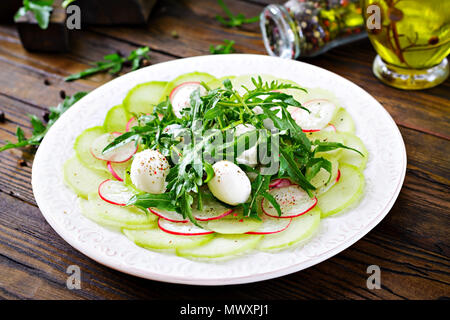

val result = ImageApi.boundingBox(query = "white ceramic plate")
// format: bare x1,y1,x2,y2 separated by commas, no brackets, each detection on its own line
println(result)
32,54,406,285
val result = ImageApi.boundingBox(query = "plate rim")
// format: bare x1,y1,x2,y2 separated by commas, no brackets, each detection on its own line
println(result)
32,54,407,285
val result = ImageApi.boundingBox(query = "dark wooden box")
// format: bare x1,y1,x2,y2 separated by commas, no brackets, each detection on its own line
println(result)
76,0,157,25
16,7,70,52
0,0,23,23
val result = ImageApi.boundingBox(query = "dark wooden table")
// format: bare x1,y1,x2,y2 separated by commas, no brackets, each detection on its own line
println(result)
0,0,449,300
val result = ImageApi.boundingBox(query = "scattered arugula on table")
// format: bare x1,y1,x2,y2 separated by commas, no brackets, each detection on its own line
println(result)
215,0,259,27
14,0,54,30
61,0,77,8
210,40,236,54
104,77,362,224
65,47,151,82
0,92,87,152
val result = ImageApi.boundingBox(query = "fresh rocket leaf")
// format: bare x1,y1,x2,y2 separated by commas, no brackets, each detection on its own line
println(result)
0,92,87,152
210,40,236,54
62,0,76,8
15,0,54,29
127,193,177,212
65,47,150,81
216,0,259,27
313,140,364,156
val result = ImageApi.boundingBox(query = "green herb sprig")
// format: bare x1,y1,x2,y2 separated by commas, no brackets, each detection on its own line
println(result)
65,47,151,82
0,92,87,152
14,0,54,29
210,40,236,54
216,0,259,27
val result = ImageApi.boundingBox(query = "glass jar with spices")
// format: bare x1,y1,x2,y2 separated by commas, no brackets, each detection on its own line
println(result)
260,0,367,59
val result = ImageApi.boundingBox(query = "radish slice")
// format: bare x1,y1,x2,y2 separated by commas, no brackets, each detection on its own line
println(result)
149,208,188,223
322,123,337,132
90,132,137,163
192,197,233,221
262,185,317,218
269,178,292,189
98,179,136,206
107,161,122,181
290,99,337,131
246,215,292,234
336,169,341,183
107,160,130,182
125,117,139,132
169,82,206,118
158,218,214,236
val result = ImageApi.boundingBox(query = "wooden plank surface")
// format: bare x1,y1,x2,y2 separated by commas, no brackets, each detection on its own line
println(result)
0,0,449,300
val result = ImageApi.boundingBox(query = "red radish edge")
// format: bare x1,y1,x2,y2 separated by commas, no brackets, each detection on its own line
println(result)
269,179,282,188
107,161,123,182
335,169,341,183
261,194,318,219
98,179,126,206
157,218,214,236
194,208,233,222
246,218,292,235
90,132,138,163
126,117,137,132
328,123,337,132
149,208,188,223
269,178,293,189
169,81,201,102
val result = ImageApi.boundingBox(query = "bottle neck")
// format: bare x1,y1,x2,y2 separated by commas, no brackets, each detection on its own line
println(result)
260,4,302,59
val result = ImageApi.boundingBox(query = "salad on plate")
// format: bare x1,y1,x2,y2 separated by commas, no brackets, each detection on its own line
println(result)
63,72,368,260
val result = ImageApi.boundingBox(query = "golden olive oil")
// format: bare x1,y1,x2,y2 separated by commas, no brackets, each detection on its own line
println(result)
363,0,450,69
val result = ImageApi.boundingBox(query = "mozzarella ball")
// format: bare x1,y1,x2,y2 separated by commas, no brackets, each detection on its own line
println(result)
170,83,207,118
234,124,258,167
130,149,170,194
207,160,251,206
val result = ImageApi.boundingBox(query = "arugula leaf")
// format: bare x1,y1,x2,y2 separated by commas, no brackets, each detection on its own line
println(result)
312,140,364,156
65,47,150,81
216,0,259,27
62,0,76,8
127,193,177,212
15,0,54,29
0,92,87,152
210,40,236,54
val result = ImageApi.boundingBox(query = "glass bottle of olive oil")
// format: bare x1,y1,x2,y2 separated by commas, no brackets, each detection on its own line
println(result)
362,0,450,89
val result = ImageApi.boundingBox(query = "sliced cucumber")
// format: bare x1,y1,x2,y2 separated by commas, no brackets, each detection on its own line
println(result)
103,104,130,133
123,228,214,251
338,133,369,171
63,157,110,199
330,108,355,133
87,193,157,225
200,210,262,234
79,198,155,230
161,72,217,100
308,157,340,195
317,164,364,218
176,234,262,259
123,81,167,115
258,207,321,251
306,130,345,158
74,126,109,173
192,196,233,221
